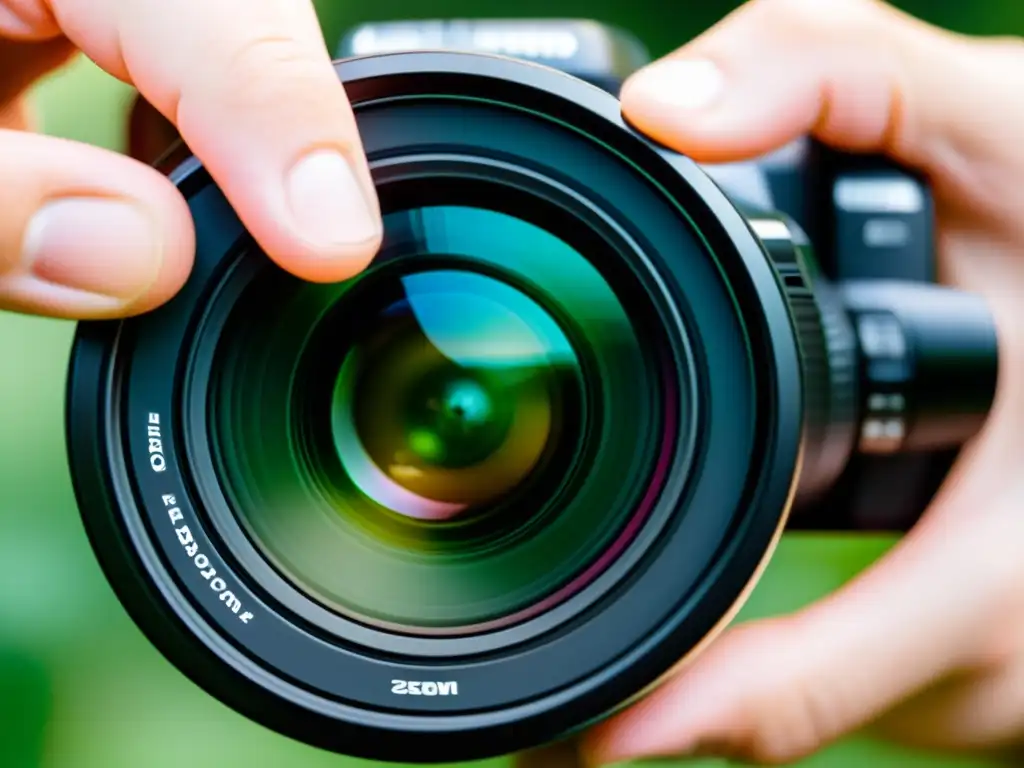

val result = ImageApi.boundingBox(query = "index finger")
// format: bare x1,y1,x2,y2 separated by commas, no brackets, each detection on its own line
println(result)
54,0,382,282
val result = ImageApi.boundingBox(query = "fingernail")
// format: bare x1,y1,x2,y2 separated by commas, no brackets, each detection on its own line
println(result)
286,149,381,250
629,59,725,110
23,197,162,306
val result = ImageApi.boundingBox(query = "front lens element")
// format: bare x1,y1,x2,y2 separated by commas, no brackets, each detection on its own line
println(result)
208,204,672,634
333,270,577,520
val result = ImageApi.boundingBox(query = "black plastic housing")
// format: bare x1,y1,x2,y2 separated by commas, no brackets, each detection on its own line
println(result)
67,51,806,761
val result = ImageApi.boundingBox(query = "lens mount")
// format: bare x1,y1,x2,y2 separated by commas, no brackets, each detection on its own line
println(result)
67,52,803,762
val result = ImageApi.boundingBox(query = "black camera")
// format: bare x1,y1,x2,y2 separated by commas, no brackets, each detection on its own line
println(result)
66,18,998,763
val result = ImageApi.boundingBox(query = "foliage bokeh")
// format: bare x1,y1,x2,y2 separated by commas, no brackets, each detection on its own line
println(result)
1,1,1020,766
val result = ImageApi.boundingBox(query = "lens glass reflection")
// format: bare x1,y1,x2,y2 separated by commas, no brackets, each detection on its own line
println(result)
332,269,576,521
209,204,672,633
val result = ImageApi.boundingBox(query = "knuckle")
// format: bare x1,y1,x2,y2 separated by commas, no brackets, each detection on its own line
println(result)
756,0,879,38
217,35,341,118
715,623,836,765
744,727,818,765
742,679,840,764
980,33,1024,65
224,33,316,76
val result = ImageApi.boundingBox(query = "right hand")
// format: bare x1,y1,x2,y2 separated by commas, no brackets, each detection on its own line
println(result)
0,0,381,320
587,0,1024,762
521,0,1024,764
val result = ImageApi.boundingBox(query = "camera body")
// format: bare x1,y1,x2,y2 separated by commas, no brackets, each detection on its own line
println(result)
66,18,998,764
337,19,971,532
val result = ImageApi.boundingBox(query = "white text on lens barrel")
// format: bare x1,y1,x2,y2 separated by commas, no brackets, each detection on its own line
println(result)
391,680,459,696
161,493,254,624
147,412,166,472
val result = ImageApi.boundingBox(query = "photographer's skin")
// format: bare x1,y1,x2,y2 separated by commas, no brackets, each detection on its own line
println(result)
2,0,1024,765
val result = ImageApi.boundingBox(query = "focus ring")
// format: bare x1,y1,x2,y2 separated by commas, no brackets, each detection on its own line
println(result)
748,215,858,504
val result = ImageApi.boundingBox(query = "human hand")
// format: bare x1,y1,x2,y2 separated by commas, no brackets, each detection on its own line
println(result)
518,0,1024,764
0,0,381,319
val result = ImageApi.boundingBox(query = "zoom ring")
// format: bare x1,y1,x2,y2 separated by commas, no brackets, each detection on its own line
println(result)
748,215,859,504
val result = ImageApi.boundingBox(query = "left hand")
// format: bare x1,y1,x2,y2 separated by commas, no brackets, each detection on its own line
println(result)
1,0,382,319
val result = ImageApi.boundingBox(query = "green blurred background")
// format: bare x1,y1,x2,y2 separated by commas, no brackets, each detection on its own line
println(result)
2,1,1021,766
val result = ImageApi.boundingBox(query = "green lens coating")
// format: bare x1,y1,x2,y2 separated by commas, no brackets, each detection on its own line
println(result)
208,204,667,633
332,269,575,519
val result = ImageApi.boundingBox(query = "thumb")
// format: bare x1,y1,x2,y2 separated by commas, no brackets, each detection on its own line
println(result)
581,488,1024,765
619,0,1024,224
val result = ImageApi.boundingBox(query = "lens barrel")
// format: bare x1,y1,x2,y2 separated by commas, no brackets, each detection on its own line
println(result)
65,50,995,762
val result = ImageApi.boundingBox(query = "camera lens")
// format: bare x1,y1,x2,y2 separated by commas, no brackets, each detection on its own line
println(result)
206,204,667,633
67,51,807,762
